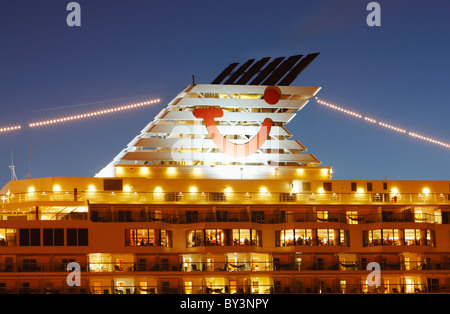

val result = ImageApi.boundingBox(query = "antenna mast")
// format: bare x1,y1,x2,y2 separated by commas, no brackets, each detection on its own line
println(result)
9,149,17,181
27,141,31,179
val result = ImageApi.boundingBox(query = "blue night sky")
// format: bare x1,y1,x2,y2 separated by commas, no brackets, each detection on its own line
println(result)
0,0,449,186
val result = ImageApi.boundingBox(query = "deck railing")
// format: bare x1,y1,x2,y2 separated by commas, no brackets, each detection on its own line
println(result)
0,191,447,223
0,210,443,224
1,282,445,294
0,260,448,273
89,211,442,224
2,191,449,206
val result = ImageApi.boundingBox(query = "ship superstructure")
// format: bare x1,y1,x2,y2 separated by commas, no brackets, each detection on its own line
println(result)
0,54,449,294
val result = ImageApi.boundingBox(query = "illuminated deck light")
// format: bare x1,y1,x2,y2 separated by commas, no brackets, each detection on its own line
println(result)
154,187,163,193
189,187,198,193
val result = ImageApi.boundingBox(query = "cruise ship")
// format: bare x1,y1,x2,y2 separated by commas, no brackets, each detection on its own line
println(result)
0,53,449,295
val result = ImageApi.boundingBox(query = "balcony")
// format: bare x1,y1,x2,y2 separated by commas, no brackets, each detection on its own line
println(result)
0,190,447,224
0,259,447,273
1,191,449,206
88,210,443,225
0,281,446,294
0,207,442,224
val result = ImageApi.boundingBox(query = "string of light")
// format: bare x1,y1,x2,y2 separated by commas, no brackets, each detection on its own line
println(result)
0,126,21,133
0,98,161,133
1,96,448,151
315,97,450,149
29,98,161,128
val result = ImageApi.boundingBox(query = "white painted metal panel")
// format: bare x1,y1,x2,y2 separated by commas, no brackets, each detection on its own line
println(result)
172,97,309,110
122,151,320,164
134,138,306,151
187,84,321,96
145,124,293,137
162,111,296,123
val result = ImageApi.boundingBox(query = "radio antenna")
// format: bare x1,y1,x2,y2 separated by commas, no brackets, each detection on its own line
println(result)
9,149,17,181
27,135,31,179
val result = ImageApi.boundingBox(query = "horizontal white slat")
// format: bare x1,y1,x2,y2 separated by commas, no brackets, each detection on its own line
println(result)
186,84,321,97
172,97,309,110
122,151,320,164
134,138,306,151
146,124,293,137
161,111,295,122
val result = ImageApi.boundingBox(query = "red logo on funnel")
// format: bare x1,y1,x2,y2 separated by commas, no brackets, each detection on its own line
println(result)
193,86,280,158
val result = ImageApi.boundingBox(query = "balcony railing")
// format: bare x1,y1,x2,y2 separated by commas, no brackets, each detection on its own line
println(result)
2,191,449,206
90,211,442,224
0,209,442,224
1,282,447,294
1,191,447,224
1,260,448,273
